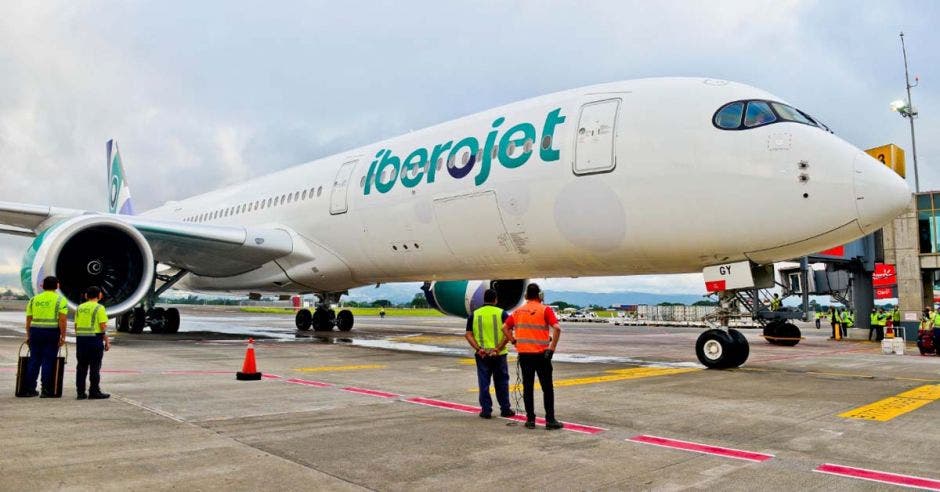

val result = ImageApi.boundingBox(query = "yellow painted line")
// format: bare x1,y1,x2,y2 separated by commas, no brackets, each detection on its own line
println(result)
469,366,700,392
391,335,462,344
839,384,940,422
293,364,386,373
807,371,876,379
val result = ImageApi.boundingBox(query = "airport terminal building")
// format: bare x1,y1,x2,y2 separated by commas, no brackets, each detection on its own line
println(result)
882,191,940,322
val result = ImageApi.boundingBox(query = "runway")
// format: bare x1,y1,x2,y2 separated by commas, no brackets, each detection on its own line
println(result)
1,306,938,490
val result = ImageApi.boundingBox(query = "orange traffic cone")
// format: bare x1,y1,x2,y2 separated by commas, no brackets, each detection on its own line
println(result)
236,338,262,381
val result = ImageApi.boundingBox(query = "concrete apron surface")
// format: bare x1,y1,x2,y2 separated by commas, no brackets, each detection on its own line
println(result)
0,319,939,491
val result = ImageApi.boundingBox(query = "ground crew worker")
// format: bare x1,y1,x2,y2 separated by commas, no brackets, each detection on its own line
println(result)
929,308,940,353
842,310,853,337
73,286,111,400
464,289,514,419
503,283,563,430
769,293,782,311
21,276,67,398
892,306,901,332
869,308,886,341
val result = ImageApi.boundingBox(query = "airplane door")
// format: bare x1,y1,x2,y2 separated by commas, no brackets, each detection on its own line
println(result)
574,99,620,175
330,159,357,215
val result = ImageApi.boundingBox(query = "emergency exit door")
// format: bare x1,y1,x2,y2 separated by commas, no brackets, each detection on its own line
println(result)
330,160,357,215
574,99,620,175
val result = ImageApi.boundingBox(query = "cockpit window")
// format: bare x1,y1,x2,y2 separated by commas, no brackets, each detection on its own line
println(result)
713,99,832,132
744,101,776,127
771,103,813,125
714,102,745,129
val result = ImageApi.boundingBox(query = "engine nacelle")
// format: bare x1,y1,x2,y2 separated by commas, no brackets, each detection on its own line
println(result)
21,215,154,315
422,279,528,318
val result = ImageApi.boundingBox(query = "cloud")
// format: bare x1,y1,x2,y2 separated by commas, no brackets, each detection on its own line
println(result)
0,1,937,294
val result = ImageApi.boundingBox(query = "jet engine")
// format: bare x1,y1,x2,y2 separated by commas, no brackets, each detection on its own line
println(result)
422,279,529,318
21,215,154,314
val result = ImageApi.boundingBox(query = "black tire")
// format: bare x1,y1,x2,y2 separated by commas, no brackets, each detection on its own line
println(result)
776,323,801,346
336,309,354,332
762,320,784,345
149,307,166,334
164,308,180,334
726,328,750,368
295,309,312,331
312,307,334,332
129,307,146,334
117,312,130,333
696,329,735,369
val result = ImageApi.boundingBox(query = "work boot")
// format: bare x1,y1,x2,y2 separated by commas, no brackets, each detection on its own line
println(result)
478,412,491,419
88,392,110,400
76,393,87,400
500,409,516,418
17,390,39,398
39,392,55,398
545,420,565,430
524,420,536,429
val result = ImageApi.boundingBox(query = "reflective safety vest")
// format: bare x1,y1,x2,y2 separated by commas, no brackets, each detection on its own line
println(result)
932,312,940,327
26,291,66,329
471,305,507,356
770,298,781,310
75,301,108,336
893,309,901,322
511,301,551,354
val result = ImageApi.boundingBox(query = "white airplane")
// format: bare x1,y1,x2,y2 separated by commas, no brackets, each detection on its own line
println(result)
0,77,909,368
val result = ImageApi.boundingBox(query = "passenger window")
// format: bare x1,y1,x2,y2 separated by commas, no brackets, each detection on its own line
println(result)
294,192,300,201
744,101,776,127
317,186,322,197
714,102,745,129
771,103,813,125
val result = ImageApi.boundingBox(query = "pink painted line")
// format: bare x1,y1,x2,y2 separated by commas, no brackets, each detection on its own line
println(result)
503,414,606,435
628,435,774,462
405,397,605,434
341,386,399,398
405,397,480,414
284,377,333,388
100,369,144,374
162,370,232,375
262,374,282,380
815,463,940,490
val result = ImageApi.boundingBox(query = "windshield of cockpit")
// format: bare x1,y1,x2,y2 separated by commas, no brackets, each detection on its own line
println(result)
713,100,831,132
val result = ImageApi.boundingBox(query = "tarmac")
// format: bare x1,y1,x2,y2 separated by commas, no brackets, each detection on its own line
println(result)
1,305,939,491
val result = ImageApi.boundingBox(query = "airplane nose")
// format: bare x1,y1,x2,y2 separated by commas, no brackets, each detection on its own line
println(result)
853,151,911,233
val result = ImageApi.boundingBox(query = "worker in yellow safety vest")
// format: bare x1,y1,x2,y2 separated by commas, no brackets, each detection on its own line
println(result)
769,293,782,311
503,283,563,430
928,308,940,354
869,308,887,342
73,286,111,400
464,288,514,419
21,276,68,398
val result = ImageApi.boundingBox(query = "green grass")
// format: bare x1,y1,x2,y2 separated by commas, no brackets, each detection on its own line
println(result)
240,306,445,317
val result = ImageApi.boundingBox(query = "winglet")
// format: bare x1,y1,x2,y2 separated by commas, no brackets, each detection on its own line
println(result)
107,140,134,215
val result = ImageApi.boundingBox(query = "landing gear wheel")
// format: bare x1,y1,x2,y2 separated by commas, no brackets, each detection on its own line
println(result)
117,312,130,333
726,328,750,368
129,307,146,334
295,309,312,331
312,307,334,332
696,329,736,369
149,307,166,334
336,309,354,332
164,308,180,334
762,320,800,346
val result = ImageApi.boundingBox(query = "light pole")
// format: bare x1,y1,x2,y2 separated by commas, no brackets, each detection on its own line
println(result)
892,31,920,192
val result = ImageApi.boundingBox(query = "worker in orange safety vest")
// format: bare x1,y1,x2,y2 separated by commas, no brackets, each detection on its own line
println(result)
502,283,563,430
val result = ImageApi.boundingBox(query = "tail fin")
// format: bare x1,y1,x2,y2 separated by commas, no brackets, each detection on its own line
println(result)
106,139,134,215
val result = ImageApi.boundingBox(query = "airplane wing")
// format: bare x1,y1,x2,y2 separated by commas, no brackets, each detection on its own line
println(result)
0,200,292,277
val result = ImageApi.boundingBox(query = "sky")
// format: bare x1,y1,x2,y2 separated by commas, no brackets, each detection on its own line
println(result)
0,0,938,295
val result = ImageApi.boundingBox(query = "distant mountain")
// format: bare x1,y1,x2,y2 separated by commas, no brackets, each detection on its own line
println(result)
344,283,705,307
544,290,705,307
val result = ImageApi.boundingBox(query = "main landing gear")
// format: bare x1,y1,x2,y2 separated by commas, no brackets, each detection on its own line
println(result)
294,292,354,332
116,268,188,335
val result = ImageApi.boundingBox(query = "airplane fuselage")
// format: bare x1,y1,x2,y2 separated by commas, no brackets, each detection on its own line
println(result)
143,78,908,294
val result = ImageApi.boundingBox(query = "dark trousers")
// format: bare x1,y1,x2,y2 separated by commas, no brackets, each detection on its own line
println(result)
869,325,884,341
475,354,511,415
76,335,104,395
519,353,555,422
26,329,60,394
